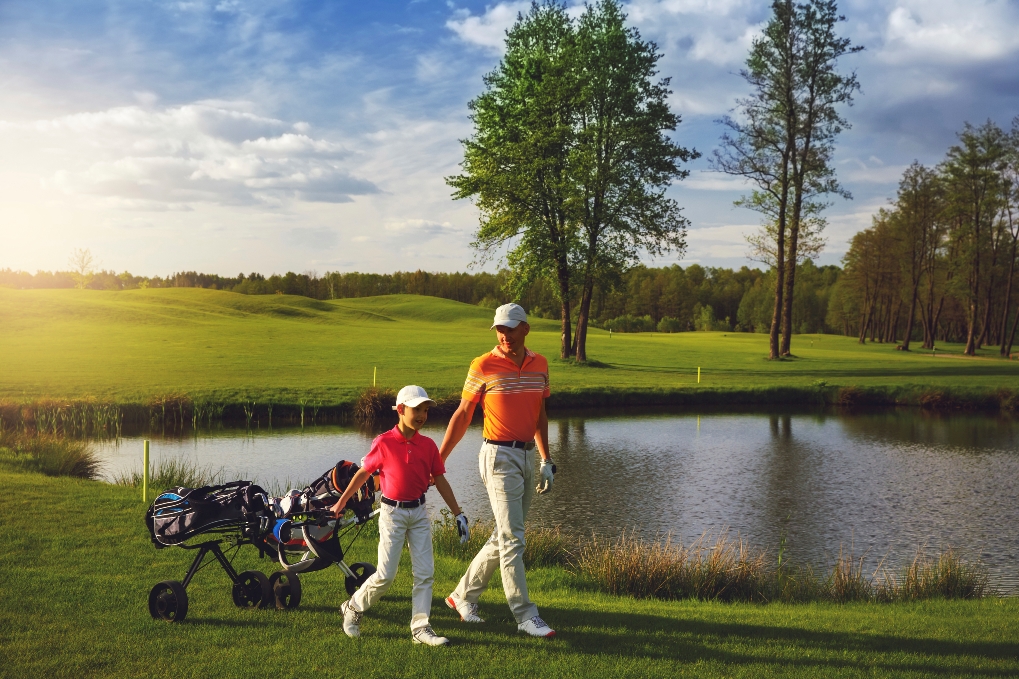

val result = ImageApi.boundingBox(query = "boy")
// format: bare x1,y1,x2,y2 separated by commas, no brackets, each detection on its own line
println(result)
331,385,470,646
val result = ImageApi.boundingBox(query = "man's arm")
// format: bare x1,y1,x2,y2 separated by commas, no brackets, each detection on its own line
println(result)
534,397,550,462
329,467,372,517
439,398,477,462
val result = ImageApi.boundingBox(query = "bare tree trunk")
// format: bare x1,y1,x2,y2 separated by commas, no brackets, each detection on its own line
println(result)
1006,299,1019,358
780,224,799,356
770,221,786,359
1000,238,1018,355
902,287,919,350
574,277,594,363
556,265,573,360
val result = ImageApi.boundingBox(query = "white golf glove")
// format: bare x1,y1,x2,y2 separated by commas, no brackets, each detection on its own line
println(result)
455,512,470,544
536,459,556,494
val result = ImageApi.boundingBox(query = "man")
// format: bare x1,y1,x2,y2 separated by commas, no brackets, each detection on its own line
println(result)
439,303,557,639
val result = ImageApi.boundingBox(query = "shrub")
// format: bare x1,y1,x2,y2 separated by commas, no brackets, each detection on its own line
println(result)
656,316,683,333
604,314,655,333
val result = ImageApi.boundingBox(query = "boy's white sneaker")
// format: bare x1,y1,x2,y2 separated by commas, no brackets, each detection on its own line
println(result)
340,600,362,638
445,592,485,623
412,626,450,646
517,615,556,638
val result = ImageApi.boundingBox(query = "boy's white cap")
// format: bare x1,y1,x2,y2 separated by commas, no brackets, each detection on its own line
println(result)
491,303,528,329
392,385,435,410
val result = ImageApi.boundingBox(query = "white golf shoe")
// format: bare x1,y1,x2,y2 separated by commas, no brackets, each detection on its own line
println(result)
517,615,556,638
412,626,450,646
445,592,485,623
340,600,362,638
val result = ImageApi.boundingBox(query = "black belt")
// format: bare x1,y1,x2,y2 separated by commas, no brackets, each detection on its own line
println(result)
483,438,533,450
381,494,426,509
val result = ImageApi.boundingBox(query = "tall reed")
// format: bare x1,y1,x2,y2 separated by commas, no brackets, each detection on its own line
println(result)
0,429,101,479
431,510,573,568
113,457,224,490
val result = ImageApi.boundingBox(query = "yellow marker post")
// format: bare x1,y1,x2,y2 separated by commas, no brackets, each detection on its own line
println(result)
143,440,150,503
373,366,377,387
697,367,701,384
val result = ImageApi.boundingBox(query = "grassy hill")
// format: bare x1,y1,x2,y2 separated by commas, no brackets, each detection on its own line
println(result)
2,288,1018,410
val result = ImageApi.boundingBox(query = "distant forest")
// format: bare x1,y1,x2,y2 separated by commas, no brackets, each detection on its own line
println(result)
3,253,1013,347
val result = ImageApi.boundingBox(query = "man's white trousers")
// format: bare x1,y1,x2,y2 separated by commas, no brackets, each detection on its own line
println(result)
452,442,539,624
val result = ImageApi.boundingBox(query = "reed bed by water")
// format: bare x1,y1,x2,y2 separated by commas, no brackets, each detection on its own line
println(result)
436,518,990,604
432,510,573,568
0,398,123,438
113,457,225,489
0,428,101,479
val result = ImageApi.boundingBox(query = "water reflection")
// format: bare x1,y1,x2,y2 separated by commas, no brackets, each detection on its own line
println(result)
96,409,1019,592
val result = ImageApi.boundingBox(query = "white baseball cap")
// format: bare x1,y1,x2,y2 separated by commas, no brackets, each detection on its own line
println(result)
392,385,435,410
491,303,528,329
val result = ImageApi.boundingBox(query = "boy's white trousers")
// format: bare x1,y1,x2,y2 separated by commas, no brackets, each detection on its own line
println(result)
349,502,434,632
452,442,539,624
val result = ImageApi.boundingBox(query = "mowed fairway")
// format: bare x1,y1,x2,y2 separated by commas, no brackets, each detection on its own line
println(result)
2,287,1018,404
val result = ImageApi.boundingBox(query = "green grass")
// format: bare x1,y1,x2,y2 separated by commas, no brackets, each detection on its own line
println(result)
2,288,1018,409
2,468,1017,678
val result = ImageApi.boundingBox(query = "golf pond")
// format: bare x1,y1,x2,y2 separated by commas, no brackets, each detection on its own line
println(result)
96,408,1019,594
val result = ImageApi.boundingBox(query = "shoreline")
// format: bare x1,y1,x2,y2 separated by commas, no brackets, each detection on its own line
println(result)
2,384,1017,436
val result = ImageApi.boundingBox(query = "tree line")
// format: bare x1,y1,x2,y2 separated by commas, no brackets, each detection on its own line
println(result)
0,262,841,336
828,119,1019,356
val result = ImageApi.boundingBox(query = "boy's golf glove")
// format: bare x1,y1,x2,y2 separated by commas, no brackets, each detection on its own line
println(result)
536,459,556,494
455,513,470,544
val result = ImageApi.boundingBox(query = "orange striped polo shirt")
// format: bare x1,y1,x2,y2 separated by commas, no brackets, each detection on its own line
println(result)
462,347,550,442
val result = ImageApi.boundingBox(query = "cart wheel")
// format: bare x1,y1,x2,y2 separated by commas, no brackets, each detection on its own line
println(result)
232,570,272,609
149,580,189,622
268,571,302,609
345,562,377,596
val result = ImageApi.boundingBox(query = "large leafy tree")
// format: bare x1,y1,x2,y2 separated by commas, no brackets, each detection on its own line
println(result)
570,0,697,362
714,0,860,359
448,2,581,359
450,0,694,361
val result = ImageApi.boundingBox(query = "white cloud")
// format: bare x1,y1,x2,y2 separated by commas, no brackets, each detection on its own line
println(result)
446,2,530,52
4,102,377,210
879,1,1019,65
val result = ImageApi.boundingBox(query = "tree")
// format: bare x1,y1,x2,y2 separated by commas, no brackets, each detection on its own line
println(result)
895,163,944,350
569,0,697,362
1001,117,1019,357
713,0,860,359
940,121,1009,355
68,248,96,290
448,2,581,359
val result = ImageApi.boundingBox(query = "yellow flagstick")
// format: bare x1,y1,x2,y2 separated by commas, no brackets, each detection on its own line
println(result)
143,440,150,503
697,367,701,384
373,366,377,387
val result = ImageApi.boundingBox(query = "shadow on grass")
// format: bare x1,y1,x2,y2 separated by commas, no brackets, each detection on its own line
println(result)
484,604,1019,675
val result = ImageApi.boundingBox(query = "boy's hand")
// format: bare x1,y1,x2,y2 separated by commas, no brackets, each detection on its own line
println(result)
536,460,556,494
455,513,470,544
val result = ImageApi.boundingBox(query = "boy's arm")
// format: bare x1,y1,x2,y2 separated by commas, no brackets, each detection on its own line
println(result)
438,398,477,462
431,474,462,516
330,467,373,517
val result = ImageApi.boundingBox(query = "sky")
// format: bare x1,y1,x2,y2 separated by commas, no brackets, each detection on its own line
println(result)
1,0,1017,277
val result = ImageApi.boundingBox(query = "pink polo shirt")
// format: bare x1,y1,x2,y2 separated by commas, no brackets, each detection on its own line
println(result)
360,426,445,502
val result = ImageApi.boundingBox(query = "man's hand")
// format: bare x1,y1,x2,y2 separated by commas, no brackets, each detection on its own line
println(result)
536,459,556,494
456,509,470,542
330,500,345,518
